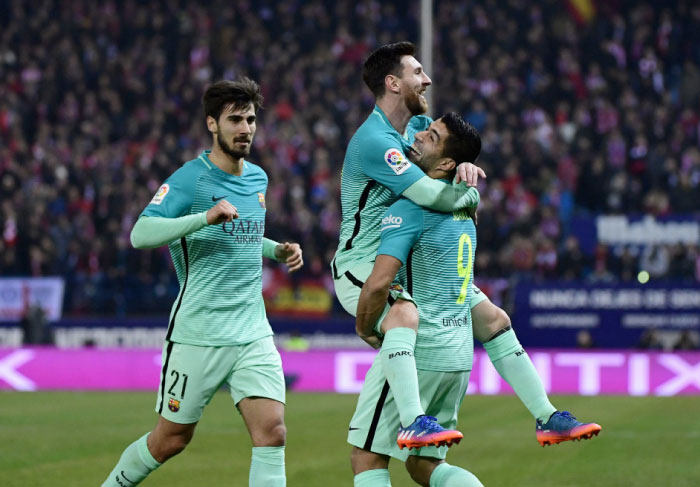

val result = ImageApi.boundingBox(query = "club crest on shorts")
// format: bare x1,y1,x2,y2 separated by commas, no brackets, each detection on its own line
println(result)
384,148,411,175
389,283,405,293
168,397,181,413
257,192,266,208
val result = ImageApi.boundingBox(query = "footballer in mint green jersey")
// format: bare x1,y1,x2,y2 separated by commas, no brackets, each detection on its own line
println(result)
338,43,478,460
333,105,481,282
331,42,481,293
349,112,485,487
347,197,478,460
378,199,476,372
102,79,301,487
141,150,271,346
333,105,430,277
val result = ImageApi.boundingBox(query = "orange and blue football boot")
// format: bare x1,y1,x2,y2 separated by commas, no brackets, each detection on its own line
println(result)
397,415,463,450
536,411,602,447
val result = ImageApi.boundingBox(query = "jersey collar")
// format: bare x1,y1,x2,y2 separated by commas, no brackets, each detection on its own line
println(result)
199,150,248,176
371,105,410,140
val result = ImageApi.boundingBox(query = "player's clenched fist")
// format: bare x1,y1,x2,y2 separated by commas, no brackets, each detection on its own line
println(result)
274,242,303,273
206,200,239,224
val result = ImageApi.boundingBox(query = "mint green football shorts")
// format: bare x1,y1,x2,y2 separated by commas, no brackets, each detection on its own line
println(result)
334,262,488,327
333,261,416,336
155,336,285,424
347,353,471,461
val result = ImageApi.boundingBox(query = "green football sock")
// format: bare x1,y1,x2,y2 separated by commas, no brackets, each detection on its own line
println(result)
102,433,161,487
429,463,483,487
379,327,424,426
354,468,392,487
250,446,285,486
484,329,557,423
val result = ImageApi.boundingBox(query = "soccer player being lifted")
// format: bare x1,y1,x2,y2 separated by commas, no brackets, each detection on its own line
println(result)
333,41,601,453
101,78,302,487
350,112,485,487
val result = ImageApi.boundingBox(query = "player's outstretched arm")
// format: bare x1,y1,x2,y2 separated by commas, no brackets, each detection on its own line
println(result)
402,169,481,212
131,200,238,249
355,254,403,349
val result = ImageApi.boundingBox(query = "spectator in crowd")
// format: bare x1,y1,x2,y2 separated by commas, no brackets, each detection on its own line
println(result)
637,328,664,350
0,0,698,315
673,330,698,351
576,330,596,349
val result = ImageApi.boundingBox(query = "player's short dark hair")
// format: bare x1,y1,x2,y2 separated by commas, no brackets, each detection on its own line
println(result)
363,42,416,98
202,78,264,122
440,112,481,164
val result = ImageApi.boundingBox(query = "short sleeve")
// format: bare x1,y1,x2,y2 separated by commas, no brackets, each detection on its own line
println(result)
360,133,426,196
377,199,424,265
141,163,200,218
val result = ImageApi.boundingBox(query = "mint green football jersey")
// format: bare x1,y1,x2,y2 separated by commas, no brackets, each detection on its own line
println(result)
377,195,477,372
141,151,271,346
332,106,432,278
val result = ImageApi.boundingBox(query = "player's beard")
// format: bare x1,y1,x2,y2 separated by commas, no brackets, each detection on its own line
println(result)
413,155,434,173
217,131,250,160
405,89,428,116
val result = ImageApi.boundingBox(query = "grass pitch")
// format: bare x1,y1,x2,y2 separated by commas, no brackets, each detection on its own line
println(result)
1,392,698,486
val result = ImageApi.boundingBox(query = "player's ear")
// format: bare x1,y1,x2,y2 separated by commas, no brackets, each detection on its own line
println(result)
439,158,456,173
385,74,401,95
206,115,218,134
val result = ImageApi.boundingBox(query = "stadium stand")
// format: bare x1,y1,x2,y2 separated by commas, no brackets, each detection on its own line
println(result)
0,0,697,316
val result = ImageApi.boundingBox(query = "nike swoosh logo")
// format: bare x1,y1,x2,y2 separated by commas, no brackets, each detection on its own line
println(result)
349,427,360,431
212,195,226,202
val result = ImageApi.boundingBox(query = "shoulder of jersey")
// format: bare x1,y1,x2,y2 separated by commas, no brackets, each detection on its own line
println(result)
391,196,422,214
169,157,209,180
356,116,401,144
244,161,268,181
409,115,432,129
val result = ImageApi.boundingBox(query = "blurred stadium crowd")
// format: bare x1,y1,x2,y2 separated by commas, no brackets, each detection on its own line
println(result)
1,0,698,315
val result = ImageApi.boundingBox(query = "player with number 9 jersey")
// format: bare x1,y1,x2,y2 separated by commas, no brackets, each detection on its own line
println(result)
378,202,477,371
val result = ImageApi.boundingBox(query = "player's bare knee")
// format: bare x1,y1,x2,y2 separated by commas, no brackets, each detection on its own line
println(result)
486,307,511,340
382,299,419,333
168,435,190,456
474,302,512,343
151,434,190,462
254,422,286,446
268,422,287,446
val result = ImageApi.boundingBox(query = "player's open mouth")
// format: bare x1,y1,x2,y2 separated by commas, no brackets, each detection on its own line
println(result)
409,144,422,156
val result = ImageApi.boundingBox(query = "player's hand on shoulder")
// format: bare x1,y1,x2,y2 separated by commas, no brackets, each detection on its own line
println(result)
455,162,486,187
206,200,239,224
275,242,303,273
